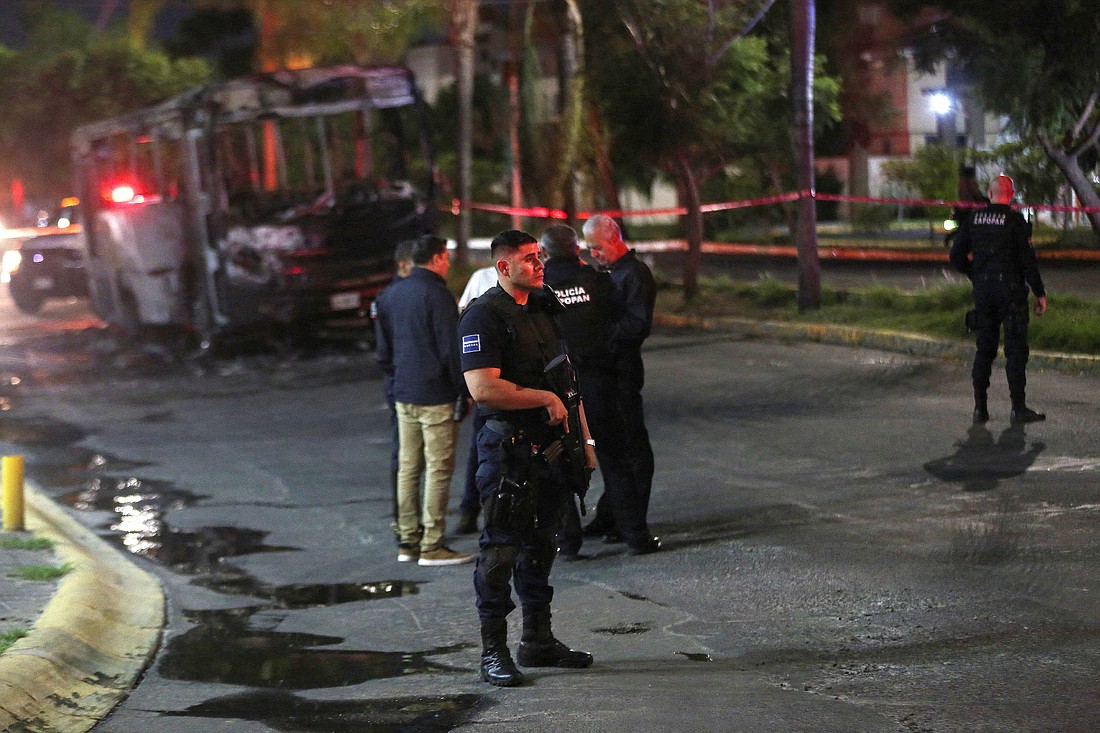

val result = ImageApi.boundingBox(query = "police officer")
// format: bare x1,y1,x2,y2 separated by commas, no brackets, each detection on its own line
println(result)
459,230,596,687
950,175,1048,424
541,224,657,557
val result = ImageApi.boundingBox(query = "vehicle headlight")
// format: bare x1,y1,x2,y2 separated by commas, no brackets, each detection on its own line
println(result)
1,249,21,283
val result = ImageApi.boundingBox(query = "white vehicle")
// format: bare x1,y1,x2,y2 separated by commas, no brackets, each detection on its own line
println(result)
71,64,437,345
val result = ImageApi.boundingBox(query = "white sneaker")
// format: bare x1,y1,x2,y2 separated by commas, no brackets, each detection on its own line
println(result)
418,545,474,566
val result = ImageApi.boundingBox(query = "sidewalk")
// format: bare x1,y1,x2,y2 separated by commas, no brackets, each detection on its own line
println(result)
0,486,163,733
1,317,1098,732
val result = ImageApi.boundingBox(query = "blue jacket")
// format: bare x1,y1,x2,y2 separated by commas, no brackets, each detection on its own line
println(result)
374,267,465,405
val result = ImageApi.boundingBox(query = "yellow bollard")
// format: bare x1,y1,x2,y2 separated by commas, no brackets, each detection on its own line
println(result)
2,455,25,532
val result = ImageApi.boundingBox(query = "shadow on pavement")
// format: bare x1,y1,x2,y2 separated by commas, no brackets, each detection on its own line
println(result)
923,423,1045,492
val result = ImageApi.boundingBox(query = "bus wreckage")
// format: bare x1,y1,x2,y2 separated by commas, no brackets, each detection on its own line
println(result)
71,64,437,347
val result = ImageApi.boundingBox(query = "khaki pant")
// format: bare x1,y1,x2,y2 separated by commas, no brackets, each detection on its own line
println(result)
395,401,457,551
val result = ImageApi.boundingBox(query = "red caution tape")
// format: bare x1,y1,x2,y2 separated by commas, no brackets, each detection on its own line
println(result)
446,190,1100,219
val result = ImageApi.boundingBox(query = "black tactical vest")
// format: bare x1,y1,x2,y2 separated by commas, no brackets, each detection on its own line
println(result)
543,258,614,368
483,286,563,392
969,204,1031,281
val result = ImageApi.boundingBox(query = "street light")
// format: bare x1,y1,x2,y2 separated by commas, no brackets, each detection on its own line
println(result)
928,91,952,116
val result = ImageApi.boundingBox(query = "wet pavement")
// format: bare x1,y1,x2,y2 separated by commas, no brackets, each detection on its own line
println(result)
1,294,1099,732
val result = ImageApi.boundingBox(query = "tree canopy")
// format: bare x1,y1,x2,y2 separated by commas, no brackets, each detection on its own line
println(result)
582,0,839,298
0,6,211,208
895,0,1100,236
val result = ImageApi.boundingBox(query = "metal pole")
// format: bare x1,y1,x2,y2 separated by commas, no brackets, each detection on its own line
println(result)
2,455,25,532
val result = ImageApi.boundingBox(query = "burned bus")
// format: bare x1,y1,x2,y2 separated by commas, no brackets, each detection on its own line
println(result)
71,64,437,346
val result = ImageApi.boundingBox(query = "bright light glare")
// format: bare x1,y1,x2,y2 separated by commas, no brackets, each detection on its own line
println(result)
1,249,21,282
110,185,136,203
929,92,952,115
57,217,71,228
943,219,958,232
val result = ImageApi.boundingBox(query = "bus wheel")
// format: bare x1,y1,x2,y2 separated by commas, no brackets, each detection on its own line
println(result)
118,288,143,339
10,284,46,314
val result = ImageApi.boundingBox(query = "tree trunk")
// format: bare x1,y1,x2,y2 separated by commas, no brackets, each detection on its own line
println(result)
1040,139,1100,239
126,0,162,48
507,4,526,231
675,152,703,302
790,0,821,310
451,0,479,265
586,104,627,236
553,0,584,225
763,156,797,240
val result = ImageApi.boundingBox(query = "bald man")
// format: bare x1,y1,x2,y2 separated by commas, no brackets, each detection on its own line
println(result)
950,175,1047,424
581,215,660,555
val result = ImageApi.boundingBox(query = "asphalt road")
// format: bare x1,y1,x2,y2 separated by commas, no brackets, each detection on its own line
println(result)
1,292,1098,732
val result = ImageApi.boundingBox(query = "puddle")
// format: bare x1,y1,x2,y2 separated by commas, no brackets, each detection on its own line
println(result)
104,525,298,575
0,414,153,490
160,608,468,689
196,579,421,609
59,477,203,512
678,652,713,662
0,415,87,445
174,690,486,732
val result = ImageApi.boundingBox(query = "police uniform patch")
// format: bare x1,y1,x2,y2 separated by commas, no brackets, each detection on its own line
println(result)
462,334,482,353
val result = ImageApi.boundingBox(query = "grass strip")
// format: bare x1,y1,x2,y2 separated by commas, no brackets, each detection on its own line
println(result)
0,629,28,654
10,562,73,581
658,276,1100,355
0,535,55,551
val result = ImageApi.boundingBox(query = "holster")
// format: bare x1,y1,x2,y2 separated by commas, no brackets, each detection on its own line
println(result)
483,429,539,532
484,475,536,533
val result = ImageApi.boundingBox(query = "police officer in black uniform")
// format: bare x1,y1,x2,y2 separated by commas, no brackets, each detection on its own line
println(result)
458,229,595,687
950,174,1048,424
540,224,656,557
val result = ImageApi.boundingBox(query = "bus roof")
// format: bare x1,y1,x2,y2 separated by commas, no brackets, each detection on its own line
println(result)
72,64,419,152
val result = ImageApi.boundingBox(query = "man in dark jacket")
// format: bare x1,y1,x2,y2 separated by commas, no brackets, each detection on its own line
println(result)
375,235,473,566
372,240,416,537
950,175,1048,424
580,214,660,554
541,224,657,557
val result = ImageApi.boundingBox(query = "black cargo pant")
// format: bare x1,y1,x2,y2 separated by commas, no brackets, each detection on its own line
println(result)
558,368,651,551
473,422,569,621
972,279,1030,407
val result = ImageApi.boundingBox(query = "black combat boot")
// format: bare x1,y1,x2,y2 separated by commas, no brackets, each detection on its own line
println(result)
479,618,525,687
516,608,593,668
1010,404,1045,424
973,390,989,423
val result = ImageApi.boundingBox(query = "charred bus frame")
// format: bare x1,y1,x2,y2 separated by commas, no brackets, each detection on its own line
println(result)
71,64,437,345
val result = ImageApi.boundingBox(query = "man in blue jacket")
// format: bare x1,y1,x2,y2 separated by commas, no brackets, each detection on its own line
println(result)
375,235,473,566
372,240,416,537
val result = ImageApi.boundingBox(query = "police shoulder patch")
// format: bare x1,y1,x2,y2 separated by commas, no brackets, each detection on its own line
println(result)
462,334,482,354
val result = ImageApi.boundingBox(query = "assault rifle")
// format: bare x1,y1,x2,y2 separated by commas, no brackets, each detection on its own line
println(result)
542,353,592,513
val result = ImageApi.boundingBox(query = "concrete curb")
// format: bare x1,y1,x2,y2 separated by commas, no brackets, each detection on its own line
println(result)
0,486,164,733
655,314,1100,375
